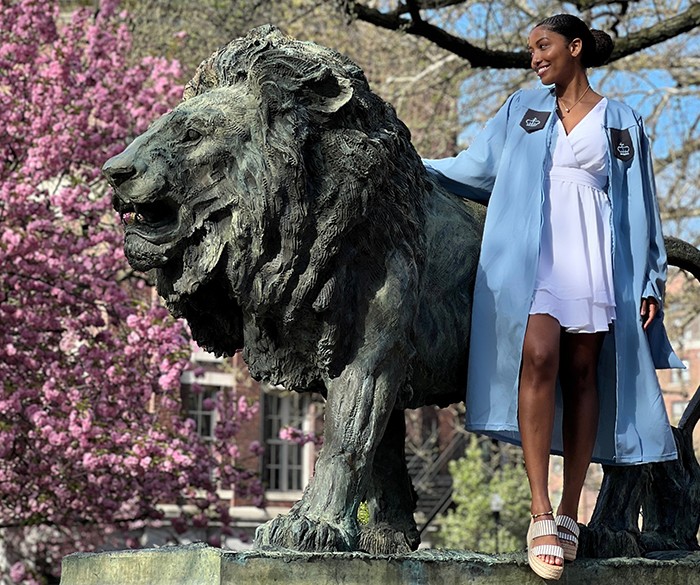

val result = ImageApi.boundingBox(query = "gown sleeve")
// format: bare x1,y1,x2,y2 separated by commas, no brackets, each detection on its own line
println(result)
422,90,520,203
637,117,684,369
638,118,667,307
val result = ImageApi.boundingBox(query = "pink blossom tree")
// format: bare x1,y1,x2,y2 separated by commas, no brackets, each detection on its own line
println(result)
0,1,262,582
279,426,324,448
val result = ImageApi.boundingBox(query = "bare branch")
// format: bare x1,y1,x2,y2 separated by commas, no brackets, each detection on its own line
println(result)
341,2,530,68
610,4,700,61
656,138,700,172
338,1,700,69
405,0,424,23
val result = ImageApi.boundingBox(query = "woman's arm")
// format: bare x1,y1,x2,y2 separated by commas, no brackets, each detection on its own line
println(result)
422,91,520,203
639,118,667,306
638,117,667,328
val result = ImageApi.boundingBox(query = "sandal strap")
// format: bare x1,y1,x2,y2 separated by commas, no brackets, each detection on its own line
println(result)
530,518,558,539
558,531,578,543
531,544,564,559
531,509,553,520
556,514,580,537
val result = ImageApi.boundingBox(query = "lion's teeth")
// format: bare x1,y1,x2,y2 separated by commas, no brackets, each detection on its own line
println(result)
121,211,139,226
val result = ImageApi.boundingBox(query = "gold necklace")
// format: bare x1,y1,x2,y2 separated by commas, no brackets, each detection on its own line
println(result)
557,84,591,115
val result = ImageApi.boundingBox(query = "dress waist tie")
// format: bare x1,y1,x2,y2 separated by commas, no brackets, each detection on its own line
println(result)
548,166,607,192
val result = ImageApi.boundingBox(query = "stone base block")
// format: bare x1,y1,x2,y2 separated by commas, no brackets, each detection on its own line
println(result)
60,543,700,585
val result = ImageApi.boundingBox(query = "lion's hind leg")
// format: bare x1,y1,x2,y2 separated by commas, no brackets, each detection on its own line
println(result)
358,409,420,554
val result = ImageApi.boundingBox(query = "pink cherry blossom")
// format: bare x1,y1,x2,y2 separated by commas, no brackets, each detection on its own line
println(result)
10,562,27,583
0,1,264,582
279,426,324,447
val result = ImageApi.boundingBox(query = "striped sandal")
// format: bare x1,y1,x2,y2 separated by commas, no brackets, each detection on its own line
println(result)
556,514,580,561
527,510,564,581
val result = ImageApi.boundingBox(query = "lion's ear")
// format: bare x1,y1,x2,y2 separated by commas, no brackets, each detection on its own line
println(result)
300,68,353,114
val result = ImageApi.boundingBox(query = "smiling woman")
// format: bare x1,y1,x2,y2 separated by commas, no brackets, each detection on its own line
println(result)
424,13,681,581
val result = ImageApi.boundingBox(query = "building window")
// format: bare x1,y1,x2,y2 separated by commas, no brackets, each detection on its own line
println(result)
672,400,688,424
671,360,691,385
180,357,238,442
263,391,313,492
182,384,218,442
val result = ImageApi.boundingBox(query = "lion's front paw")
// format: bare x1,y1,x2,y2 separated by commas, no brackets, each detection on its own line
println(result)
254,511,357,552
358,523,419,555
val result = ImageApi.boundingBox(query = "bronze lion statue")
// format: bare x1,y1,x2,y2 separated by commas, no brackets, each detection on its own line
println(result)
104,25,700,556
104,24,483,554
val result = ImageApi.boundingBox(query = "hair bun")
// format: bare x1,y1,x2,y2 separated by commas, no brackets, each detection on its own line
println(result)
588,29,614,67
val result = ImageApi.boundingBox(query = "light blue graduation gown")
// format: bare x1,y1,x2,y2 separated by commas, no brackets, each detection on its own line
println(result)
424,87,681,465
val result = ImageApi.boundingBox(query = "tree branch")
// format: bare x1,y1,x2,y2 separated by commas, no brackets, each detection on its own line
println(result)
406,0,424,24
655,138,700,172
610,4,700,61
339,1,700,69
342,2,529,68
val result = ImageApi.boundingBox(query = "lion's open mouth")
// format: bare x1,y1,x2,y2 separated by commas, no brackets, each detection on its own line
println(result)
115,195,180,242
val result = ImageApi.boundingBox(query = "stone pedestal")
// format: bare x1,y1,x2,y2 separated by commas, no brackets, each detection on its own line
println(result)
60,543,700,585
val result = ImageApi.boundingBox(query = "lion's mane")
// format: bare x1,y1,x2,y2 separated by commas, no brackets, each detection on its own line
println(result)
166,26,433,390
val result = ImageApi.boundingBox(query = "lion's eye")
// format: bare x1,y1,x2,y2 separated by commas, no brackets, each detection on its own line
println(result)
184,128,202,143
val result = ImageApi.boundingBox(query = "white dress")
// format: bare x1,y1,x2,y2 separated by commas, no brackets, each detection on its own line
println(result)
530,98,615,333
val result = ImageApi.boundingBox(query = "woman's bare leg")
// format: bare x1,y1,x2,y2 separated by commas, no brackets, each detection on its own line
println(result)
557,331,605,524
518,313,562,566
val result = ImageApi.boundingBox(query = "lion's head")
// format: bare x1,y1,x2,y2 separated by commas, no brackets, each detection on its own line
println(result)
104,26,431,378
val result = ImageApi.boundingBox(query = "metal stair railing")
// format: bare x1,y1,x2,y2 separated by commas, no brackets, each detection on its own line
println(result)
407,427,469,534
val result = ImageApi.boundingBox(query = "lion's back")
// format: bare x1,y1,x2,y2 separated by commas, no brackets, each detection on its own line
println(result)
405,187,485,408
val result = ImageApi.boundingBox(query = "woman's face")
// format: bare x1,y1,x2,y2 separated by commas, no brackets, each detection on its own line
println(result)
528,26,582,85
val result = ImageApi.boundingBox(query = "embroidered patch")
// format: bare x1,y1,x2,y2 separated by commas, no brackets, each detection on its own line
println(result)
520,109,550,133
610,128,634,162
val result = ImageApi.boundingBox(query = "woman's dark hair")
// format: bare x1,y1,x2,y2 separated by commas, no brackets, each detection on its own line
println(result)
537,14,614,67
